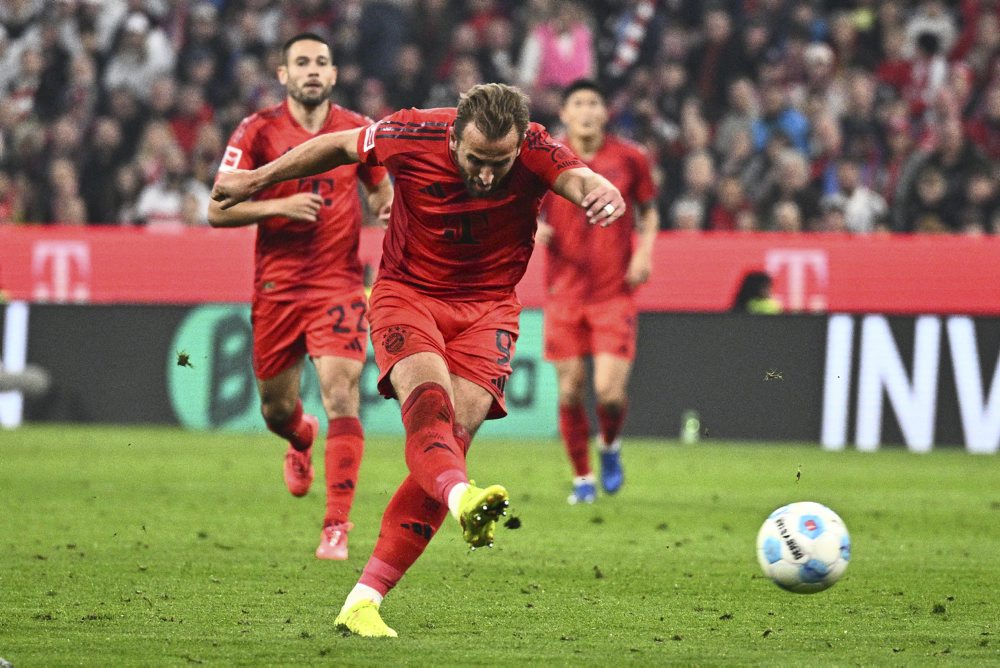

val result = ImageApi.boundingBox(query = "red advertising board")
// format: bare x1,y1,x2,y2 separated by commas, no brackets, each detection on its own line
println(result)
1,226,998,314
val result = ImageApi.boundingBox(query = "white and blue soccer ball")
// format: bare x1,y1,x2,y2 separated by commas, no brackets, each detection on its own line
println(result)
756,501,851,593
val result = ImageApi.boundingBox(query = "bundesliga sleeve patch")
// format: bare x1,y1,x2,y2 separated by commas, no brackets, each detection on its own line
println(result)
362,123,379,153
219,145,243,172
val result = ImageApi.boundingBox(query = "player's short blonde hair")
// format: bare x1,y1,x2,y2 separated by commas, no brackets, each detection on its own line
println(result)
455,83,530,143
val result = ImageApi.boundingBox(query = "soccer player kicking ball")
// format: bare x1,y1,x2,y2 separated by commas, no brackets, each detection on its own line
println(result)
536,80,659,504
213,83,625,637
208,33,392,560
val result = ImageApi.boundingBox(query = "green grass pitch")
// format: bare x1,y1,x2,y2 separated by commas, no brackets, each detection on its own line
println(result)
2,425,999,665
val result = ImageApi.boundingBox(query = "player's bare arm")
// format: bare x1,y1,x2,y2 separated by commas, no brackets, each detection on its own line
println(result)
212,127,364,209
551,167,626,226
535,219,555,246
207,192,324,227
626,200,659,287
364,175,393,227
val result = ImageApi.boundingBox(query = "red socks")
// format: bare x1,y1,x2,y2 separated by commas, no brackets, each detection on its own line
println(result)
323,417,364,527
596,402,626,446
559,404,591,476
400,382,468,503
359,421,472,597
266,399,312,451
360,474,448,596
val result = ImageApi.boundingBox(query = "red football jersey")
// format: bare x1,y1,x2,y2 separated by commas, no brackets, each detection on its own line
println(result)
356,107,584,300
220,100,387,300
541,134,656,303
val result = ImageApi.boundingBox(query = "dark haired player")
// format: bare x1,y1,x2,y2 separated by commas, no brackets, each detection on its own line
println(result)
537,79,659,504
213,82,625,637
208,33,392,561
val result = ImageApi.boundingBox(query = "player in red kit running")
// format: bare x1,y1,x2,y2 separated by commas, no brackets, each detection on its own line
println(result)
207,33,392,561
537,80,659,505
212,83,625,637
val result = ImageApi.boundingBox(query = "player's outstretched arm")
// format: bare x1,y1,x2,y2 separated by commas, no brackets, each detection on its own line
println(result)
212,127,364,209
207,192,324,227
626,201,659,287
363,175,393,227
551,167,626,227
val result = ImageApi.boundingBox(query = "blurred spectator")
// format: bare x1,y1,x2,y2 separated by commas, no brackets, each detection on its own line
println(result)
795,42,847,120
903,166,956,232
285,0,338,38
687,8,742,122
0,0,44,40
718,126,758,190
0,168,23,223
387,44,432,109
63,54,100,127
809,113,843,194
147,75,177,120
44,157,83,223
7,45,44,121
840,71,880,159
771,199,803,233
673,150,715,230
53,195,87,225
177,2,230,91
715,78,758,157
961,11,1000,85
818,193,849,233
134,147,208,229
731,270,781,313
759,149,822,229
0,26,17,97
20,14,72,121
519,1,595,93
426,55,483,110
962,170,1000,234
881,112,917,205
411,0,459,74
905,31,948,120
479,16,517,84
359,1,407,79
904,0,957,58
896,118,991,230
103,87,146,158
114,164,143,225
357,78,393,122
169,84,214,156
708,175,752,232
834,158,889,233
80,117,126,224
876,28,913,95
966,83,1000,161
736,19,772,82
102,12,175,103
671,196,704,231
753,81,810,153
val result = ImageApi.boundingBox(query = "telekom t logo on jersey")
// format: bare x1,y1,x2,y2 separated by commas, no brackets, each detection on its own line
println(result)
32,240,91,302
765,249,828,312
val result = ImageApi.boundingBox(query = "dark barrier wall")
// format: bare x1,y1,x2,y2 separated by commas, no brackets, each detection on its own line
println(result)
1,303,557,437
630,313,1000,452
3,304,998,452
629,313,828,442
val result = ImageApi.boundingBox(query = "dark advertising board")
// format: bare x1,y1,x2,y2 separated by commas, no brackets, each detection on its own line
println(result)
3,303,998,453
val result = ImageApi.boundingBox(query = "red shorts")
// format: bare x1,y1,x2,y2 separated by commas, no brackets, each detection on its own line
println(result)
252,290,369,380
368,279,521,419
544,294,638,361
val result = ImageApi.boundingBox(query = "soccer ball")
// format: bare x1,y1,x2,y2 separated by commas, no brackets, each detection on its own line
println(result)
756,501,851,593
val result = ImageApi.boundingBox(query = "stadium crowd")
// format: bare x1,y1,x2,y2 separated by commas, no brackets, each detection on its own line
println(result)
0,0,998,234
